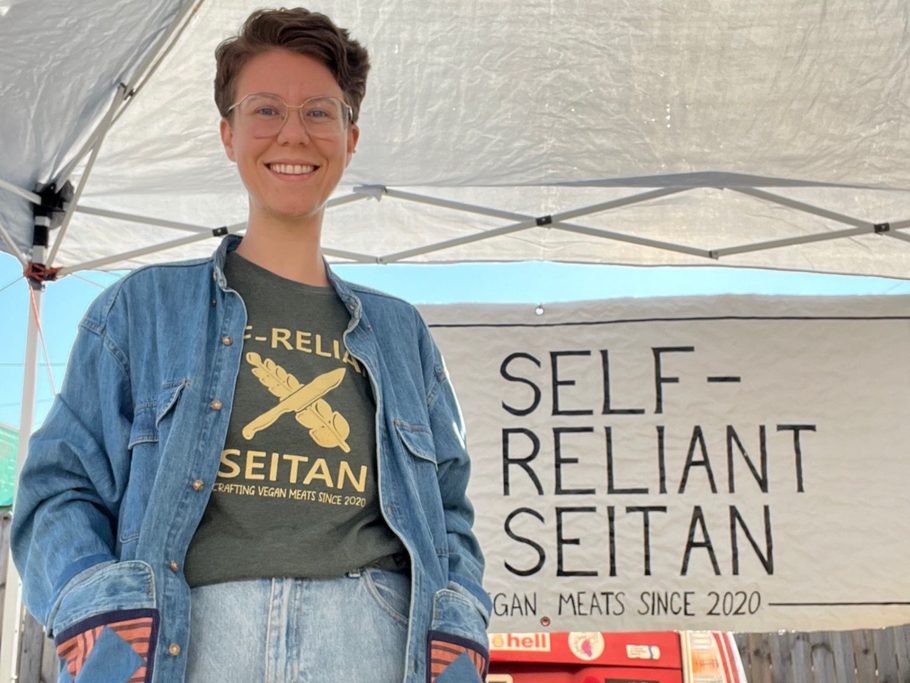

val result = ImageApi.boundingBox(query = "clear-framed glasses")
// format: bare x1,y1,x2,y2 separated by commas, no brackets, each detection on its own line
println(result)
226,93,353,139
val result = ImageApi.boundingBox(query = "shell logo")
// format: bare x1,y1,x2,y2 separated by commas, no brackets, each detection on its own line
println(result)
490,632,551,652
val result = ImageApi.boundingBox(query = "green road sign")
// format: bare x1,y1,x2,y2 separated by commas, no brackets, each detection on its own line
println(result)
0,425,18,507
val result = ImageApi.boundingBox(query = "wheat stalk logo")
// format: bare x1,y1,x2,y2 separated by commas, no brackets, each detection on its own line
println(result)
243,352,351,452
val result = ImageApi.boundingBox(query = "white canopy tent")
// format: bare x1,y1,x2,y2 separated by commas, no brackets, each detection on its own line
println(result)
2,0,910,276
2,0,910,676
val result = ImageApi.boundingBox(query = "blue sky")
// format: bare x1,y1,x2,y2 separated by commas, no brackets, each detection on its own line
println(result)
3,249,910,431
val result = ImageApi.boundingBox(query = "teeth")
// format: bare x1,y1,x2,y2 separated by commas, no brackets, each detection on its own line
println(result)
270,163,316,175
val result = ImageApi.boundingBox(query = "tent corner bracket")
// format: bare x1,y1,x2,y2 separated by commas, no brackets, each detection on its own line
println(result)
33,181,73,232
353,184,387,201
118,81,136,101
23,262,60,289
28,181,72,286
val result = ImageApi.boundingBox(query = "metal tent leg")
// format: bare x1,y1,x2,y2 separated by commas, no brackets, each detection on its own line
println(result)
0,282,44,681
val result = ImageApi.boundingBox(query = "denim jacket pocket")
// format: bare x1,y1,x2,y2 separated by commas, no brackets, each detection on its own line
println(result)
394,419,437,468
393,419,448,555
120,380,187,545
127,379,188,449
427,584,489,683
52,561,159,683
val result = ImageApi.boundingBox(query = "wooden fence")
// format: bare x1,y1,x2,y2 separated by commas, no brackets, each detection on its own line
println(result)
735,627,910,683
0,511,57,682
1,509,908,682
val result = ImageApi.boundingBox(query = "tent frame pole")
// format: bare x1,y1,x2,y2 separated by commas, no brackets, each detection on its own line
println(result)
75,204,216,234
730,186,870,228
711,226,873,257
0,281,43,682
47,87,128,265
72,191,369,237
379,185,910,262
0,180,41,206
46,180,910,268
54,193,370,274
57,228,241,276
107,0,207,132
0,222,28,268
43,0,207,267
55,0,205,184
379,186,706,261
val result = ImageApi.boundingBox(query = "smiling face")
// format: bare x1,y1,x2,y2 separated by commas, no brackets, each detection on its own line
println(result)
220,48,359,232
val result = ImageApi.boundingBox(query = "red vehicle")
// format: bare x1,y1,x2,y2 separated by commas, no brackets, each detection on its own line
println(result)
488,630,746,683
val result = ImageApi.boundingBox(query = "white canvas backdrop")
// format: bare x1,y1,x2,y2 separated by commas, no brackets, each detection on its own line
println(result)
424,295,910,632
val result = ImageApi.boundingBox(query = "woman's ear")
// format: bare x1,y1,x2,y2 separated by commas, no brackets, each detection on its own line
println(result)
220,118,236,162
345,124,360,166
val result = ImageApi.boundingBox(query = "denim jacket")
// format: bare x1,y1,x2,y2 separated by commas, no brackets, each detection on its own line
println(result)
12,236,491,683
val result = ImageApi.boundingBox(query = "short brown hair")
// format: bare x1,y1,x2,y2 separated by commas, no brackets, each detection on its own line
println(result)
214,8,370,123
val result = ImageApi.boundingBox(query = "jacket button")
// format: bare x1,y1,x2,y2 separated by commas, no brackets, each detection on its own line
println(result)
210,399,223,410
168,560,179,572
168,643,181,656
221,336,233,346
192,479,205,491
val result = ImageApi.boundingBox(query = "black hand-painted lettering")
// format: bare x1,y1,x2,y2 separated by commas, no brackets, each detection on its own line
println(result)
500,352,542,416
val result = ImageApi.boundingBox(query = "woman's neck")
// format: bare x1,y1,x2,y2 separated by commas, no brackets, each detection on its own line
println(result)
236,213,329,286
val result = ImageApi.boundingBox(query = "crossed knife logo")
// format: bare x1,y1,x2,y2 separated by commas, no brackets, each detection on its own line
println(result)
242,352,351,452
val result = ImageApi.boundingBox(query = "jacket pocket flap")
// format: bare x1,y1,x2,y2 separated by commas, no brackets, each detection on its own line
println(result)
127,380,187,448
394,419,437,466
155,379,187,427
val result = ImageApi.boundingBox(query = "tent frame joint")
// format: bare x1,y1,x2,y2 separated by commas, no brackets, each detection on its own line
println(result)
874,222,891,234
119,81,137,100
34,181,73,232
212,226,229,237
23,262,60,288
353,184,387,201
536,215,553,227
29,181,72,285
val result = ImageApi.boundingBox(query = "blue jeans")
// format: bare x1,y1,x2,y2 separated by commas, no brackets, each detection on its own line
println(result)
185,570,410,682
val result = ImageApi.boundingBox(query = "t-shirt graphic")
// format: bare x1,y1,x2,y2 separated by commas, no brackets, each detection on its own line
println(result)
244,353,349,450
184,253,406,586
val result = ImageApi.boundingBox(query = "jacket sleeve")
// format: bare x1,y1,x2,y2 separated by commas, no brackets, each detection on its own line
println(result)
419,319,492,622
419,319,493,682
11,299,136,635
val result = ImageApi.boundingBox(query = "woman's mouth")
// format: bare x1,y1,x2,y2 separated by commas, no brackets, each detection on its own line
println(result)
267,163,317,175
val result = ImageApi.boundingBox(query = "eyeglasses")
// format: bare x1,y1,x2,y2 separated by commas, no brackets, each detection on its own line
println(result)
226,93,353,139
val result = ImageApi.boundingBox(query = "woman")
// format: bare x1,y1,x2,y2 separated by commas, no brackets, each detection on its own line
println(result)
12,8,490,682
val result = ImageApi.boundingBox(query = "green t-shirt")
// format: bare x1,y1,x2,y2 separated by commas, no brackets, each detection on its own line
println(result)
184,253,406,586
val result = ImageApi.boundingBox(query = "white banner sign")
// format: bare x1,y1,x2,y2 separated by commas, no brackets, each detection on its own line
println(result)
421,295,910,633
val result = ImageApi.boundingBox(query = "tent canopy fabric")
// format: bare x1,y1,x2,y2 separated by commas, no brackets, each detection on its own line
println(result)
1,0,909,277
